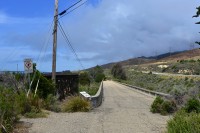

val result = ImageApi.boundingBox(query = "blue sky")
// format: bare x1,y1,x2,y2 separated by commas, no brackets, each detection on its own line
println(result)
0,0,199,72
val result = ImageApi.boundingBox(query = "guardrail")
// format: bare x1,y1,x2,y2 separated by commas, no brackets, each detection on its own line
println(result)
115,81,172,99
90,81,104,108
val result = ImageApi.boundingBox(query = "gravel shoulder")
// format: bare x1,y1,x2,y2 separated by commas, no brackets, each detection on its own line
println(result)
21,81,170,133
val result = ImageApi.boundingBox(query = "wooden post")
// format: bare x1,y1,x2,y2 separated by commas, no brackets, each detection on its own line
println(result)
52,0,59,83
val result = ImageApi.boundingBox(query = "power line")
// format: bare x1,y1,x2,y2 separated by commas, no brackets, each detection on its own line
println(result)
57,21,85,69
58,21,85,69
36,20,54,64
30,20,54,87
58,0,83,16
58,0,88,20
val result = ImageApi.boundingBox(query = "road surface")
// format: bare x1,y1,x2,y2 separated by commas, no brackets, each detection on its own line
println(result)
22,81,170,133
142,71,200,78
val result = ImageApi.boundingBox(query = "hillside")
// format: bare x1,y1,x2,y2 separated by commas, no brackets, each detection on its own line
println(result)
100,58,154,69
98,49,200,69
159,49,200,62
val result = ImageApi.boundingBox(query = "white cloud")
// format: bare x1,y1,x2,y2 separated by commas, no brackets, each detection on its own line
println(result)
0,0,200,71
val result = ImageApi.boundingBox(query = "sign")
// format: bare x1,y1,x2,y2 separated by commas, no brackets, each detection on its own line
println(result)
80,91,91,99
24,58,33,73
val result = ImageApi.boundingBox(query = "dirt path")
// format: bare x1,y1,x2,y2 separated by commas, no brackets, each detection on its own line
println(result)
22,81,170,133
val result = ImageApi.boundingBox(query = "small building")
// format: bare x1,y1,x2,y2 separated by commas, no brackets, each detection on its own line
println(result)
43,72,79,100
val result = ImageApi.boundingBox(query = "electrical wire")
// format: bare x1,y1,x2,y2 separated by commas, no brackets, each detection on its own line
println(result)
58,0,88,20
59,0,83,16
36,20,54,64
58,21,84,69
57,21,85,69
31,0,88,88
30,20,54,89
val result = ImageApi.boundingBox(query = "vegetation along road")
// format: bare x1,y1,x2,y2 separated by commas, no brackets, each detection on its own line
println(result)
22,81,169,133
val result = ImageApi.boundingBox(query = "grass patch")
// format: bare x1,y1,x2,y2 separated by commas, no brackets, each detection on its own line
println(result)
24,106,48,118
167,110,200,133
24,111,48,118
79,82,100,95
62,96,91,112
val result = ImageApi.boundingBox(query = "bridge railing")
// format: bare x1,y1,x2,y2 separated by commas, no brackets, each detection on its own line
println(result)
115,81,172,99
90,81,104,108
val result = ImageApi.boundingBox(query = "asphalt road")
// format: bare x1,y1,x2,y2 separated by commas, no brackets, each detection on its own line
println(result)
142,71,200,78
22,81,170,133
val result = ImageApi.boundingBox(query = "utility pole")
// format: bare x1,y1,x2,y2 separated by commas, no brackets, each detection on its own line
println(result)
52,0,59,83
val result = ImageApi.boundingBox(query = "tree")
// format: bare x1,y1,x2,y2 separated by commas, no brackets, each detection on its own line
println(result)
95,73,105,83
79,71,90,86
111,63,127,80
89,65,105,82
193,6,200,45
31,64,55,99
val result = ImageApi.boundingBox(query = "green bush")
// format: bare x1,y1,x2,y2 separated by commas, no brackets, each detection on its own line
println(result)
95,73,105,83
62,96,91,112
0,84,50,132
151,97,177,115
0,87,20,132
43,94,61,112
111,63,127,80
15,92,31,115
79,71,91,86
160,100,177,115
151,96,164,113
31,69,56,99
28,94,43,111
184,98,200,113
167,110,200,133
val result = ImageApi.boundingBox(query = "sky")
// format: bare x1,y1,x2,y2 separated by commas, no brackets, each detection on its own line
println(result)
0,0,199,72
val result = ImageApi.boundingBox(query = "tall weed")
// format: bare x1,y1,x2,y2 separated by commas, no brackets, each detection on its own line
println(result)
62,96,91,112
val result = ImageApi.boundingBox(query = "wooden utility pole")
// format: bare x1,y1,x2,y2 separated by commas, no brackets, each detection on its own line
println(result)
52,0,59,83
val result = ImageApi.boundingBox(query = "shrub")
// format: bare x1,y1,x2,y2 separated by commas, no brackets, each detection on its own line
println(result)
0,87,20,132
28,94,43,111
160,100,177,115
167,110,200,133
31,69,56,99
148,71,152,75
184,98,200,113
43,94,61,112
111,63,127,80
151,96,177,115
95,73,105,83
151,96,164,113
89,65,105,83
79,71,91,86
15,92,31,115
62,96,91,112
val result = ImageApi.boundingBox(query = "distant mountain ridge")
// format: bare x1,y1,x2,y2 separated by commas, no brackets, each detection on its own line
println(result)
94,49,200,69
